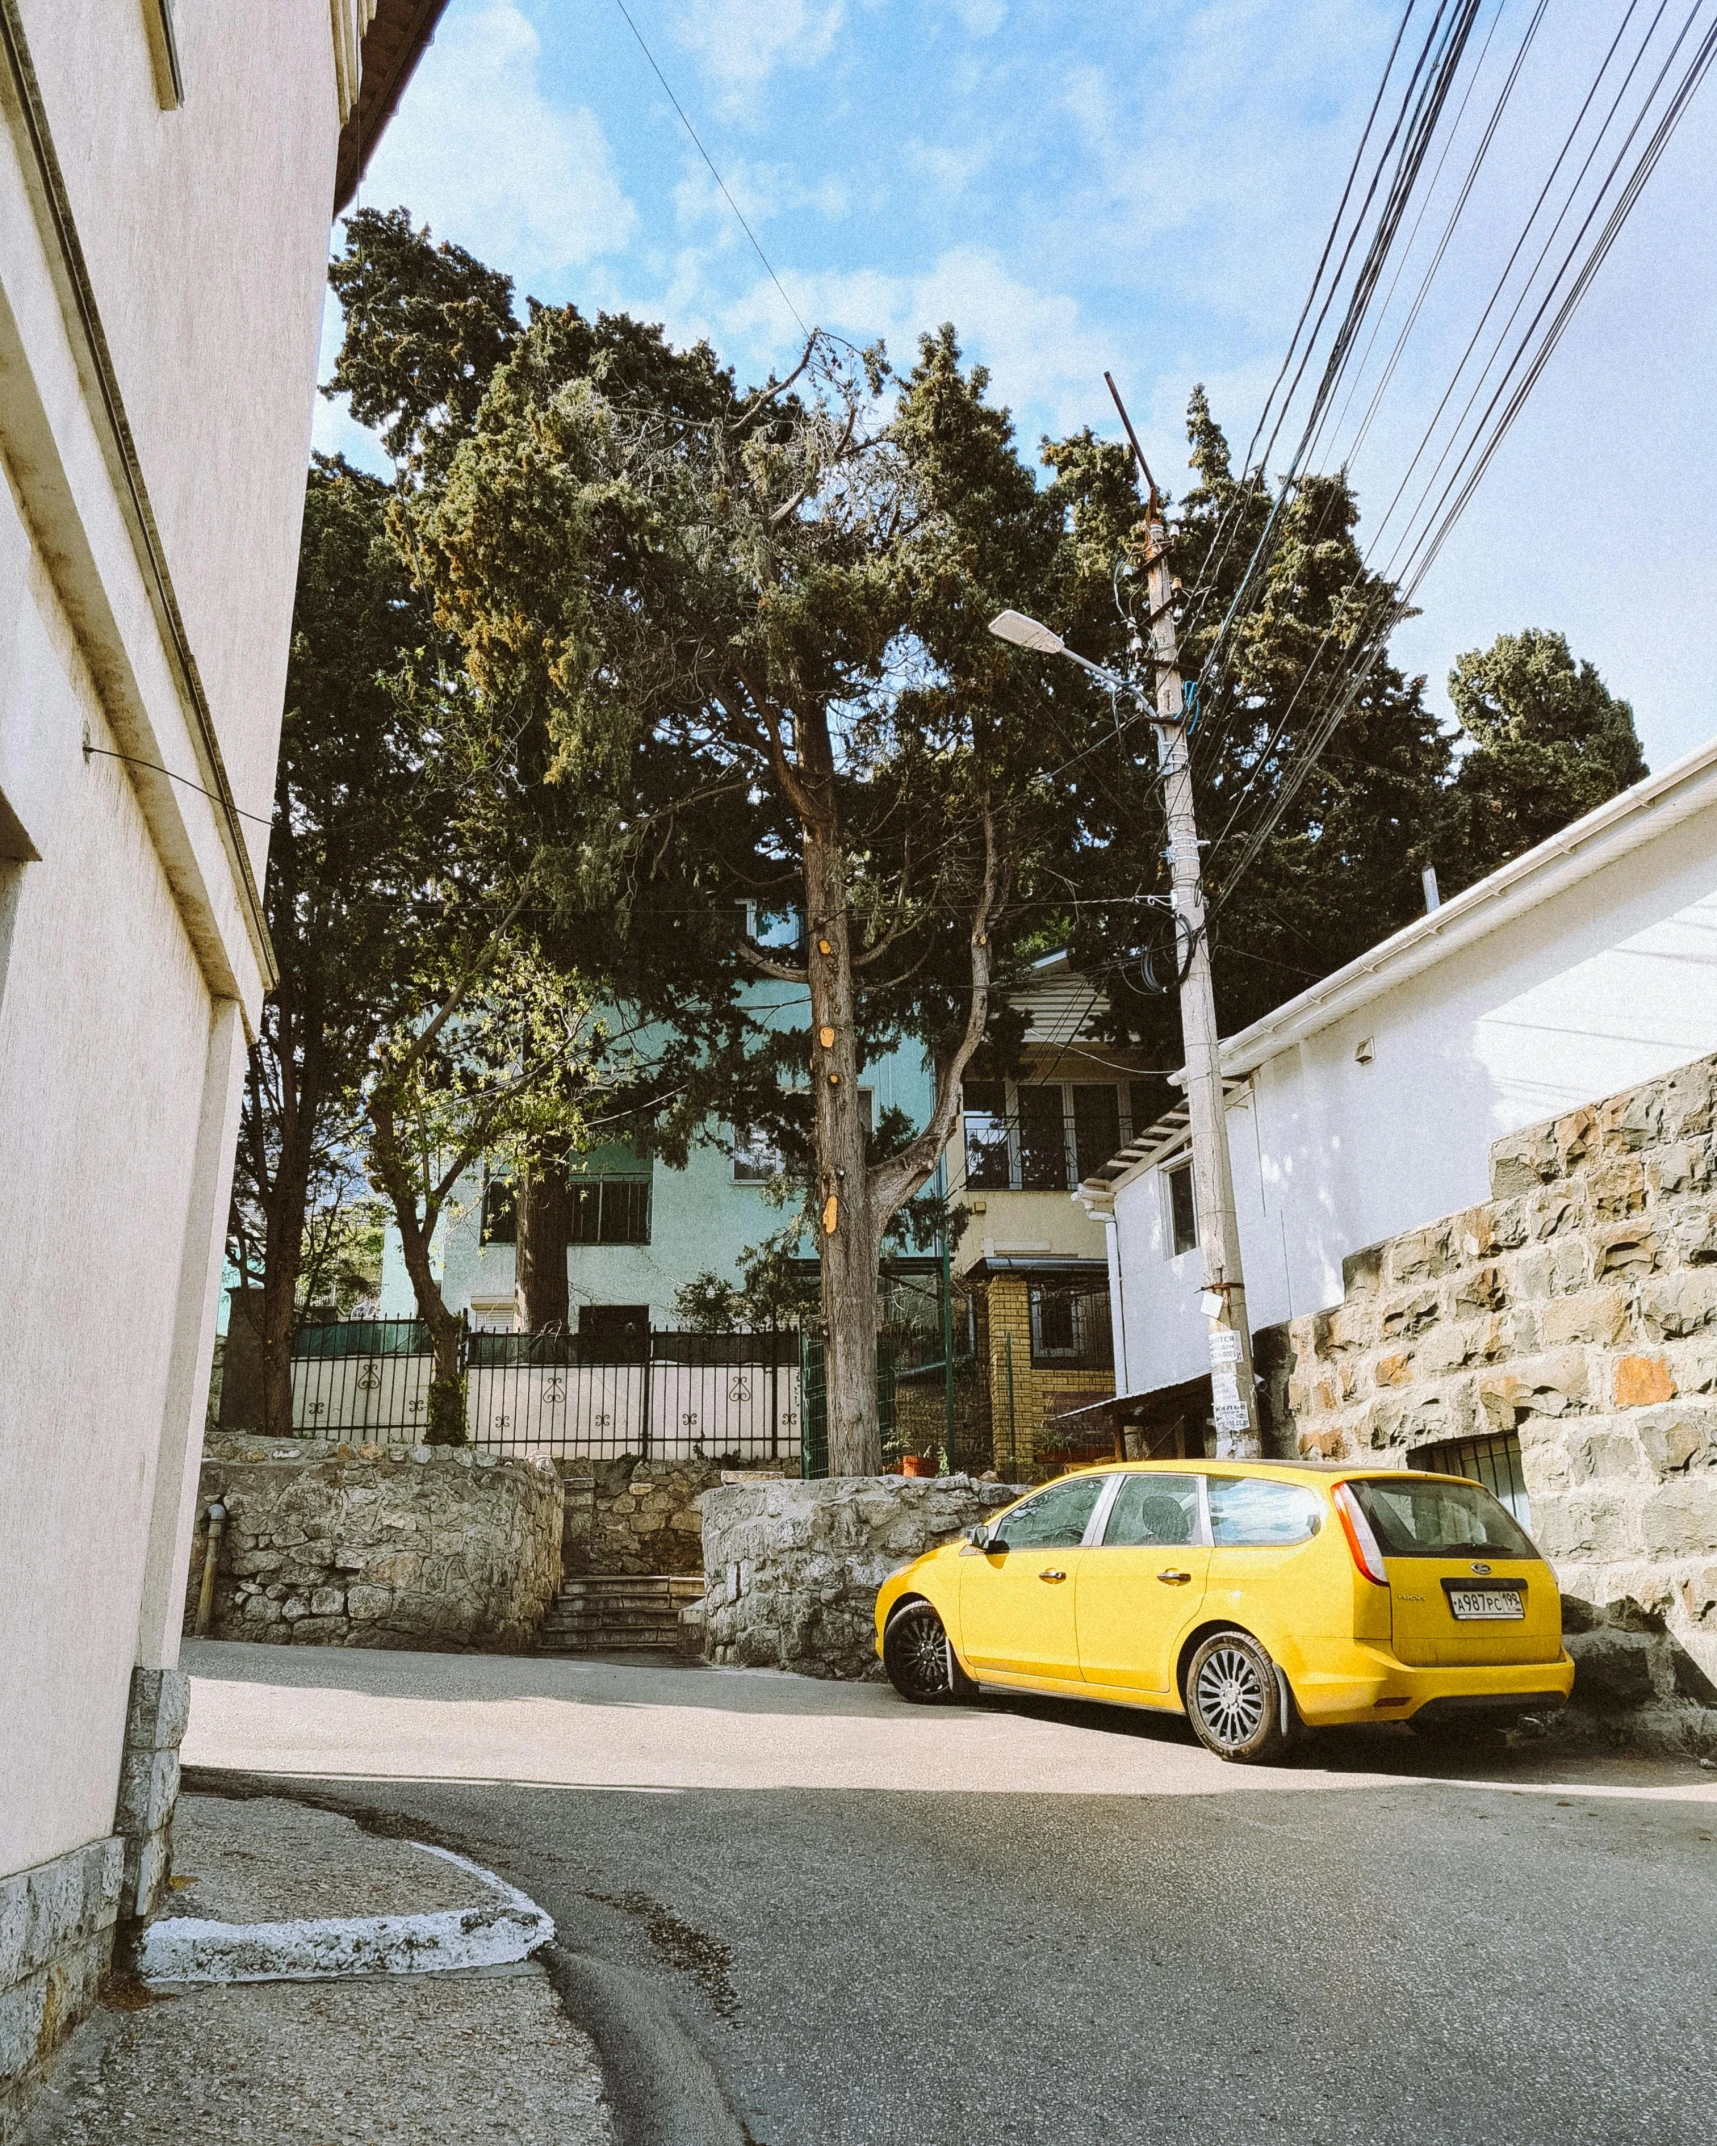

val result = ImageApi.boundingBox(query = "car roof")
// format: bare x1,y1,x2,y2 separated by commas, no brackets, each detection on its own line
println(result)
1053,1457,1479,1486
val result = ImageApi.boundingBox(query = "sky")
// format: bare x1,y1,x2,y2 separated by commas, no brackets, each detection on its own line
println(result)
318,0,1717,771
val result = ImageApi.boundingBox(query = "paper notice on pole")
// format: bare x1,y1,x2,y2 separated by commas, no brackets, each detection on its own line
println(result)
1208,1329,1243,1366
1213,1402,1252,1435
1210,1368,1242,1409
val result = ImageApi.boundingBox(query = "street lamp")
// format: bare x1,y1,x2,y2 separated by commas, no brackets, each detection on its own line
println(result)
986,586,1260,1456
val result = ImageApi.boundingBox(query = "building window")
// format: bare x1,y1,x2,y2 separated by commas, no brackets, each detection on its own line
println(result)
1410,1431,1531,1529
569,1178,651,1246
731,1124,783,1183
961,1080,1011,1191
1017,1085,1068,1191
481,1178,517,1245
578,1303,649,1352
1165,1161,1197,1257
1072,1084,1121,1181
1028,1285,1113,1369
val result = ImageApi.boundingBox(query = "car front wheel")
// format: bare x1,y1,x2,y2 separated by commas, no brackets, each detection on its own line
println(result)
883,1601,976,1705
1184,1629,1295,1764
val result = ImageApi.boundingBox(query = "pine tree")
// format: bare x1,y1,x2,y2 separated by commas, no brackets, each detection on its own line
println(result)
1445,629,1647,884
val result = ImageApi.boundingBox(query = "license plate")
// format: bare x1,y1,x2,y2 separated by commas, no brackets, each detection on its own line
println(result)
1448,1589,1524,1620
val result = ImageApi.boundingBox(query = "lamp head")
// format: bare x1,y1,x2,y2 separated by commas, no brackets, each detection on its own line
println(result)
988,610,1065,656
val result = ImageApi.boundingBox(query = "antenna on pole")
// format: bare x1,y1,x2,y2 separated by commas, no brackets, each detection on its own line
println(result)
1104,370,1159,513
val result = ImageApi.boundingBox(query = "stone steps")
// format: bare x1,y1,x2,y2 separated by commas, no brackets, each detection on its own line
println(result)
538,1573,705,1653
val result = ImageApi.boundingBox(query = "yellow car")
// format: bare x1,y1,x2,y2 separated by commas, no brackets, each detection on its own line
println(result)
874,1459,1574,1762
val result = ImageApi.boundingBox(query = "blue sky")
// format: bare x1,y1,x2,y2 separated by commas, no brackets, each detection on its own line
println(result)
319,0,1717,769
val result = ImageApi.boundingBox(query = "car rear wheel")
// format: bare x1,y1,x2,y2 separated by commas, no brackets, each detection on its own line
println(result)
883,1601,976,1705
1184,1629,1295,1764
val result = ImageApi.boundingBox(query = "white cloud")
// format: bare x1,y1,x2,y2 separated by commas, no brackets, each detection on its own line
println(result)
723,247,1116,440
354,0,635,289
941,0,1006,33
672,0,846,115
672,154,849,235
901,138,990,195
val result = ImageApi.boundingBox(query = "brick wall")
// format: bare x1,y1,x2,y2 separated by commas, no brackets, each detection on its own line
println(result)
980,1275,1114,1473
1282,1053,1717,1749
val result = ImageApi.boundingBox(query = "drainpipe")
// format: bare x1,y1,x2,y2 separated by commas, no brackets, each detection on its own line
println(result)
193,1501,227,1637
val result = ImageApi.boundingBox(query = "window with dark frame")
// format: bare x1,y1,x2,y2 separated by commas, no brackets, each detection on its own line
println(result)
480,1178,517,1245
1072,1084,1121,1181
961,1079,1011,1190
1166,1160,1197,1256
1028,1284,1113,1368
731,1124,783,1183
1017,1084,1068,1191
569,1178,651,1246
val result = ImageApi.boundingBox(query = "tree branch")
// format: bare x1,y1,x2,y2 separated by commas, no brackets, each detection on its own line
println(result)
867,801,1010,1220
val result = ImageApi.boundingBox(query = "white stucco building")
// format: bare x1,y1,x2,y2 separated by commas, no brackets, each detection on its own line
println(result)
0,2,441,2122
1083,740,1717,1412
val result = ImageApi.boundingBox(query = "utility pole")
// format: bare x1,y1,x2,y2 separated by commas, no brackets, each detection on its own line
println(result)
988,378,1261,1458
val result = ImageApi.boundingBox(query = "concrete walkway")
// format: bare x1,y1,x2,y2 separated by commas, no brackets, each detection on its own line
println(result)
21,1790,611,2146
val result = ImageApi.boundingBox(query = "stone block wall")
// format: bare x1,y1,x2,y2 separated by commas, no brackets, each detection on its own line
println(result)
559,1457,727,1576
1283,1053,1717,1748
700,1474,1025,1679
184,1438,562,1651
0,1837,122,2145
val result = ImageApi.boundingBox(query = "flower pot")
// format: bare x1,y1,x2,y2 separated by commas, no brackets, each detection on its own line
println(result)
900,1455,934,1478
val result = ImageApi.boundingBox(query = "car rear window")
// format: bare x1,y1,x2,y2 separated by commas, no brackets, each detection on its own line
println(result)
1208,1477,1322,1546
1347,1475,1537,1559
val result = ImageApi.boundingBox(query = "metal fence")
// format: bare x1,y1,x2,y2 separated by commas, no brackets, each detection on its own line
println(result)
287,1320,802,1463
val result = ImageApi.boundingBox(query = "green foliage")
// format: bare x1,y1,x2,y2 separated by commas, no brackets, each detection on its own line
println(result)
1446,628,1647,883
672,1231,818,1333
327,206,519,476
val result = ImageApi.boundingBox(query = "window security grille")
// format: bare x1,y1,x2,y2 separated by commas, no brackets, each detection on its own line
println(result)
1408,1430,1531,1528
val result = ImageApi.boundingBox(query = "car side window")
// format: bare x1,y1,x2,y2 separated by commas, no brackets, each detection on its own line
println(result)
1103,1473,1200,1548
992,1475,1107,1550
1208,1477,1323,1547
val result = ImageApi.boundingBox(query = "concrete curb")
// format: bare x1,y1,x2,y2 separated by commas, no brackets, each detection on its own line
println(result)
137,1845,553,1986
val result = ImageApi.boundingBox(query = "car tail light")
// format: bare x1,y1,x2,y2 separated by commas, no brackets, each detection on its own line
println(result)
1333,1483,1389,1586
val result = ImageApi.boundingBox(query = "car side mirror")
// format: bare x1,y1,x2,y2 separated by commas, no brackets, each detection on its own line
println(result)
963,1526,1001,1554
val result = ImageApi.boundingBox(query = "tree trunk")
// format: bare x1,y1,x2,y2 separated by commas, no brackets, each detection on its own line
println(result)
514,1151,571,1332
804,823,883,1476
248,1022,321,1441
365,1090,468,1443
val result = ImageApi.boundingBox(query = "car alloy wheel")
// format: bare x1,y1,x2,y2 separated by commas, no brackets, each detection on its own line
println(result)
883,1601,975,1705
1184,1628,1293,1764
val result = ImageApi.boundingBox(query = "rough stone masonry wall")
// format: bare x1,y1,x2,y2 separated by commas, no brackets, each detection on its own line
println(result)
1284,1053,1717,1750
558,1457,727,1577
701,1474,1025,1679
0,1837,124,2146
184,1438,562,1650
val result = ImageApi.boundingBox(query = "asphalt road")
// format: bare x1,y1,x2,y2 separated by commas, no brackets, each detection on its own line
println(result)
180,1640,1717,2146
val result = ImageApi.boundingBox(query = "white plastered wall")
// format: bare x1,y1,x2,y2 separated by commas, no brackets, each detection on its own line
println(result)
1111,793,1717,1400
0,1,341,1876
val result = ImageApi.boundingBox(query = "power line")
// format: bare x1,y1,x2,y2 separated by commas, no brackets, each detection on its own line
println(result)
609,0,810,341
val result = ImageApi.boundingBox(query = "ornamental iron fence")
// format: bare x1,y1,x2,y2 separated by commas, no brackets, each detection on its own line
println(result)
286,1319,802,1463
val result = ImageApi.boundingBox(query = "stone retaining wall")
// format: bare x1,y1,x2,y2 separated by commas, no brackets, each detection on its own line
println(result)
559,1457,727,1576
700,1474,1024,1679
184,1437,562,1651
1282,1053,1717,1750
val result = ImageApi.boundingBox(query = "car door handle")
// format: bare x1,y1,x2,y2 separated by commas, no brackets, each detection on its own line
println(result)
1037,1568,1068,1583
1157,1569,1193,1585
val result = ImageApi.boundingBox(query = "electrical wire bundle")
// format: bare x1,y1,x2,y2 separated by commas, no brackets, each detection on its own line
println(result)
1169,0,1717,913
